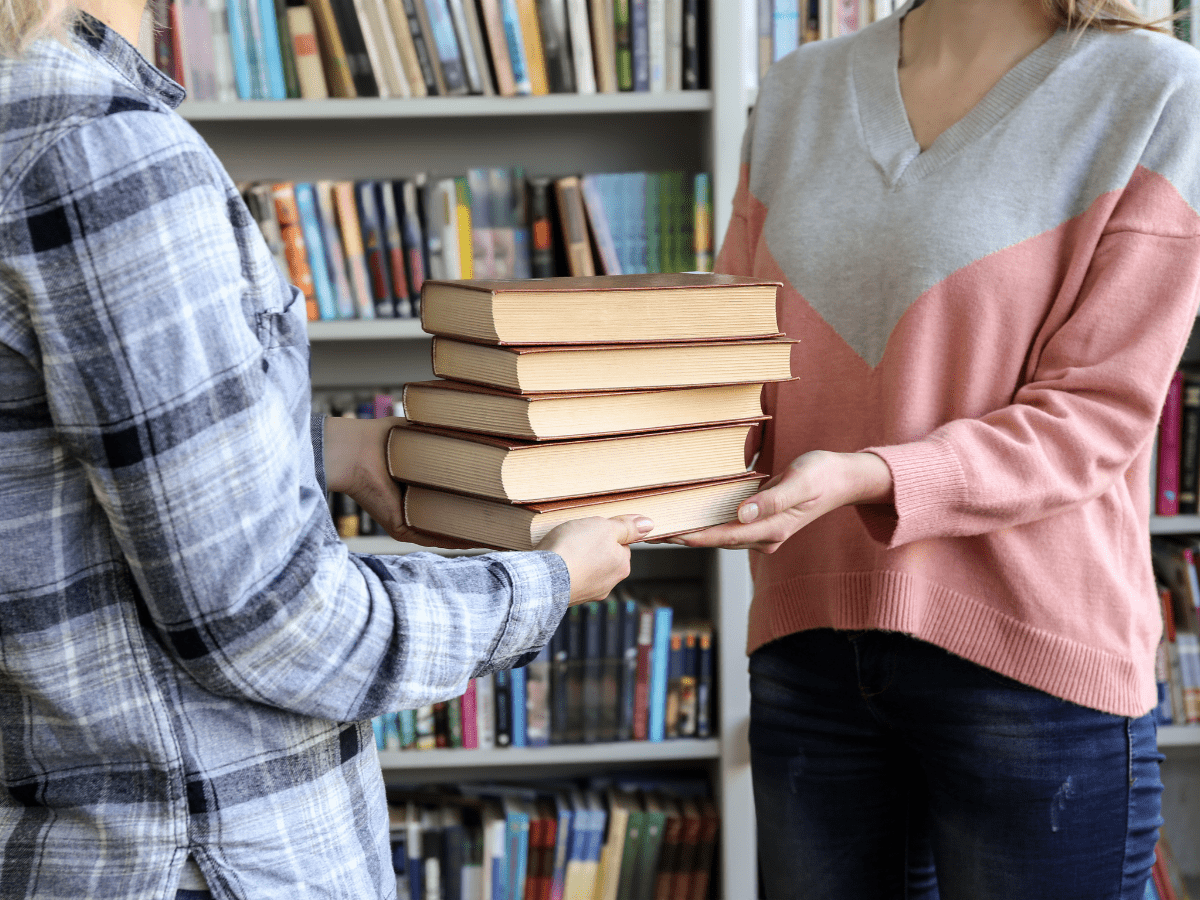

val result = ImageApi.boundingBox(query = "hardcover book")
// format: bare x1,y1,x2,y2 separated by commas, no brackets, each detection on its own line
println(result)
400,379,766,441
403,473,765,551
419,273,781,344
387,420,761,504
429,336,794,394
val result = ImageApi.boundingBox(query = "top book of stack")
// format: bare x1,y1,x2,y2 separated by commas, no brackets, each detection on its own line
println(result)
418,273,782,345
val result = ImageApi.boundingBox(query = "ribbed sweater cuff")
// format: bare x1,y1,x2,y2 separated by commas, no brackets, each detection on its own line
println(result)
859,438,968,548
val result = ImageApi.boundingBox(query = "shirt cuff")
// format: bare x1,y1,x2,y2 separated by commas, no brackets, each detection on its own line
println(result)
484,550,571,671
311,413,327,495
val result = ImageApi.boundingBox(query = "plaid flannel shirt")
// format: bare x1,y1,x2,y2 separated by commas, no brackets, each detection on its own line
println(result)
0,16,568,899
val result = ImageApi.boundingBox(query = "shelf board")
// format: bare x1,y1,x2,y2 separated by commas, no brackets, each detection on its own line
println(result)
1150,515,1200,535
180,92,713,122
377,738,720,771
1159,725,1200,749
308,319,429,341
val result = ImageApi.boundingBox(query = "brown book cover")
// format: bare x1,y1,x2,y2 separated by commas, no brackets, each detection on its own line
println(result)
685,798,720,900
388,419,760,504
669,798,704,900
589,0,618,91
305,0,358,96
429,336,795,394
632,602,654,740
401,379,769,440
553,175,595,276
402,473,766,549
419,272,782,345
652,797,685,900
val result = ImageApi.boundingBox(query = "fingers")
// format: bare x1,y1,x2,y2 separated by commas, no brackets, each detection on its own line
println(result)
608,513,655,545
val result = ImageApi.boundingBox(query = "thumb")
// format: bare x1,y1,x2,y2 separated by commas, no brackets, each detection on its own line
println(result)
608,513,656,544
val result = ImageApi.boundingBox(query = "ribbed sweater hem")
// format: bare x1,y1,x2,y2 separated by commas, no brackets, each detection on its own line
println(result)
746,569,1154,718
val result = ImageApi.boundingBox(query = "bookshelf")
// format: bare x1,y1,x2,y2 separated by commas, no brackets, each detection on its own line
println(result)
178,3,755,896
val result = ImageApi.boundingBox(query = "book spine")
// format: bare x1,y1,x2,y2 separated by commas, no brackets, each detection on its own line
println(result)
695,627,713,738
448,694,464,747
331,0,381,95
206,0,239,100
582,601,604,743
600,596,622,742
445,0,485,92
513,0,550,94
257,0,289,97
331,181,376,318
633,605,653,740
270,183,319,321
460,680,479,749
692,172,712,272
630,0,649,90
494,668,512,747
646,0,664,91
179,0,219,100
475,673,496,748
647,605,673,742
398,708,417,748
549,620,569,744
306,0,358,96
1158,369,1185,516
664,628,683,738
510,166,532,279
618,597,639,741
378,181,415,317
478,0,518,95
564,0,597,93
614,0,632,90
400,0,442,93
287,5,331,97
420,0,470,94
499,0,534,94
510,664,528,747
535,0,576,92
580,174,622,275
382,0,429,96
681,0,698,89
225,0,254,97
313,182,356,319
677,629,699,737
355,180,396,318
272,0,303,97
397,180,428,309
527,176,555,278
454,176,474,279
292,183,338,320
526,644,552,747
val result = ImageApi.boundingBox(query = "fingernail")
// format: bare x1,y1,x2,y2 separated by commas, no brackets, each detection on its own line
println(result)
739,502,759,524
635,517,654,533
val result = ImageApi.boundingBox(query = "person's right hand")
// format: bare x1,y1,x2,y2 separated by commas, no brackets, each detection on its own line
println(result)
536,515,654,605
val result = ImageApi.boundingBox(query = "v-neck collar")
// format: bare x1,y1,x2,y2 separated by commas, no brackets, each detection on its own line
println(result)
853,2,1078,188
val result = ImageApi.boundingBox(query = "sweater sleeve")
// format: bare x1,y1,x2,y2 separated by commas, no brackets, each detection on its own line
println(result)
859,160,1200,547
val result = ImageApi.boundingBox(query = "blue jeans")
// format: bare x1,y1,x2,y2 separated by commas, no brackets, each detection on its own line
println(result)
749,629,1164,900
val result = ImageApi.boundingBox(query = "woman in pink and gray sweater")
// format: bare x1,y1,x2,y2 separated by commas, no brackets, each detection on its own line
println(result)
674,1,1200,896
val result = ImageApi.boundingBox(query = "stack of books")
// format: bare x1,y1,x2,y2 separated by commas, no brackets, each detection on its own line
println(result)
386,272,793,550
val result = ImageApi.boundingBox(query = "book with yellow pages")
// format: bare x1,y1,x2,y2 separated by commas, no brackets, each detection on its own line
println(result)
401,379,770,440
430,336,795,394
403,473,765,551
387,420,761,504
419,273,782,345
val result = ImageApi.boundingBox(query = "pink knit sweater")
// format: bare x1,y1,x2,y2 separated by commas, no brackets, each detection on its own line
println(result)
721,15,1200,716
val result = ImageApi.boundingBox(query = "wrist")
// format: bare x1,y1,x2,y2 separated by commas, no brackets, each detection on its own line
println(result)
845,452,894,506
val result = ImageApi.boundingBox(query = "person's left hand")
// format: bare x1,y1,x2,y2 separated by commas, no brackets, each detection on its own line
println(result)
322,414,479,550
655,450,894,553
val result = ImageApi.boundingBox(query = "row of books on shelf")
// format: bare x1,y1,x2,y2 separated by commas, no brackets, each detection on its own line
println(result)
754,0,897,81
1152,535,1200,726
156,0,706,103
243,168,714,324
372,582,714,750
386,776,718,900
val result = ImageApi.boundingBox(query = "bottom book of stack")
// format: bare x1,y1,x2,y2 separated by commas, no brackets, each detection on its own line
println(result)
403,473,765,551
387,779,720,900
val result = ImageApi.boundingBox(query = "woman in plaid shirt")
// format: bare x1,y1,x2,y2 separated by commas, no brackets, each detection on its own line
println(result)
0,2,653,897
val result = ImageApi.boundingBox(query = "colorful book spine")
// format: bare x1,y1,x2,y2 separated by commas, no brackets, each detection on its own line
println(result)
460,681,478,748
269,183,318,321
499,0,534,94
225,0,254,97
314,181,356,319
510,664,528,747
1158,369,1185,516
292,183,338,320
331,181,376,318
647,604,674,742
257,0,289,97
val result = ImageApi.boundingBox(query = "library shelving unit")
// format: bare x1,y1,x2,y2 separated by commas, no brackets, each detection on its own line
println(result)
1148,516,1200,887
178,5,755,899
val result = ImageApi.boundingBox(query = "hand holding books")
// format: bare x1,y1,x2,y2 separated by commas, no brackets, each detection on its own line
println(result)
538,514,655,605
658,450,895,552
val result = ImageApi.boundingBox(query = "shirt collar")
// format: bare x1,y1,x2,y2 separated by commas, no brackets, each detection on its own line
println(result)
72,11,186,109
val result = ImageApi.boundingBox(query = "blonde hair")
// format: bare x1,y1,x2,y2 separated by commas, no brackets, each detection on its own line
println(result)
0,0,76,57
1043,0,1175,33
